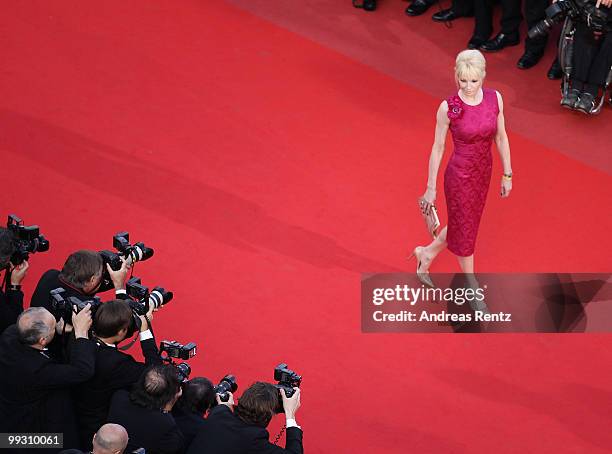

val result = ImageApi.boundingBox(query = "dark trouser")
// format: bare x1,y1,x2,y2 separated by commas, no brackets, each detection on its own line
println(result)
524,0,549,53
451,0,474,16
473,0,548,52
473,0,521,38
571,21,612,95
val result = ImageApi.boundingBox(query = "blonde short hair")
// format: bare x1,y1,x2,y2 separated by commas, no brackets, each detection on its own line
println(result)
455,49,486,81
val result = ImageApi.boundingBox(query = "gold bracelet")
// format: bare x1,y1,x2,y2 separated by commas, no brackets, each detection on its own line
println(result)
503,173,513,181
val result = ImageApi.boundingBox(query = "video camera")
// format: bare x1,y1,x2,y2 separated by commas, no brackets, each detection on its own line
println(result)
160,340,197,383
528,0,610,38
273,363,302,413
214,374,238,403
7,214,49,266
98,232,154,291
49,288,101,322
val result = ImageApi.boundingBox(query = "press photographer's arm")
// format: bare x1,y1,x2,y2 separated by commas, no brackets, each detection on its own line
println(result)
0,227,29,335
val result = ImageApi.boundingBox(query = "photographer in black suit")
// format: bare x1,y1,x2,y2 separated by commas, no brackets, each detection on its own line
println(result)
31,250,129,360
172,377,216,448
0,227,29,335
75,299,162,450
107,364,185,454
0,306,95,451
31,250,130,311
187,382,303,454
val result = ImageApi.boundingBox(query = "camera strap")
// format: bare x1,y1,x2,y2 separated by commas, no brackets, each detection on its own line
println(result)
118,332,139,351
118,314,152,352
273,425,286,446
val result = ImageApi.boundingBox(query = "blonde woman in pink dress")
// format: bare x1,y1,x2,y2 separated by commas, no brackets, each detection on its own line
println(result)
411,50,513,288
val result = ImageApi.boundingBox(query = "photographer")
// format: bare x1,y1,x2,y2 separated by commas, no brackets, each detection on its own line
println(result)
74,299,162,450
0,306,95,451
187,382,303,454
31,250,130,311
560,0,612,113
107,364,185,454
0,227,29,334
172,377,216,447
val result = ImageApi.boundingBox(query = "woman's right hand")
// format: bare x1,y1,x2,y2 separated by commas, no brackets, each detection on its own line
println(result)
420,187,436,215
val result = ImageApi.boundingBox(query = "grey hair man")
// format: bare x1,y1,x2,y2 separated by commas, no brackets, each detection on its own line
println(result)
0,306,95,448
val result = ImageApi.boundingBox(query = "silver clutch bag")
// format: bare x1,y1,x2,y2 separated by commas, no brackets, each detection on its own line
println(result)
418,198,440,238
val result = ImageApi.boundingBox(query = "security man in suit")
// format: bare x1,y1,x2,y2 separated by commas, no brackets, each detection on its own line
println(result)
74,299,162,451
0,306,95,451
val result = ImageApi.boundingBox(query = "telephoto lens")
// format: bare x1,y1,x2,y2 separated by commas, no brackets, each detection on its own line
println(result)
214,375,238,403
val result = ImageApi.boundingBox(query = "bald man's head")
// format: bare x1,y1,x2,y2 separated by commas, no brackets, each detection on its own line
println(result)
92,424,129,454
16,307,55,347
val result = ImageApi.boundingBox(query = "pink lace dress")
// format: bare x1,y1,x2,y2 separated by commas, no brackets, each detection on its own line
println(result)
444,88,499,257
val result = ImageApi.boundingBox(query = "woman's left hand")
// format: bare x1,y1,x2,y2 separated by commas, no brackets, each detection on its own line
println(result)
501,178,512,198
596,0,612,8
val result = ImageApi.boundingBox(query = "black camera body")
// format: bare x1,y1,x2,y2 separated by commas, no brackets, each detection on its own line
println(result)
528,0,610,38
49,287,101,322
98,232,154,292
214,374,238,403
160,340,197,360
126,277,173,315
273,363,302,413
160,340,197,383
7,214,49,266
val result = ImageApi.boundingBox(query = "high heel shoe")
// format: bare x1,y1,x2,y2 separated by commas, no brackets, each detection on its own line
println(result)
407,246,435,288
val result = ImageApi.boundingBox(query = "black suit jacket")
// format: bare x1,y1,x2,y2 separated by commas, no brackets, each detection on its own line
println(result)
186,405,303,454
74,337,162,450
31,269,87,312
0,288,24,335
30,269,128,362
107,389,184,454
0,325,96,451
172,406,207,449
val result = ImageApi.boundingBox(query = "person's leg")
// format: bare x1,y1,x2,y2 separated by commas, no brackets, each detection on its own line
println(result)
586,32,612,96
416,226,448,273
571,22,597,86
572,22,600,112
472,0,494,42
517,0,548,68
456,253,489,312
499,0,522,37
453,0,475,15
480,0,521,51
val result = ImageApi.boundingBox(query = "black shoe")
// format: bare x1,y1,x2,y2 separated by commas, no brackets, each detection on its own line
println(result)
432,8,461,21
560,88,580,110
406,0,433,16
575,93,596,115
517,50,543,69
480,33,520,52
547,59,562,80
467,35,489,49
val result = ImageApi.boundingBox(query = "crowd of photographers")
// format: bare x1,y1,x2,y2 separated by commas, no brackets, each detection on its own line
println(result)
0,217,304,454
354,0,612,115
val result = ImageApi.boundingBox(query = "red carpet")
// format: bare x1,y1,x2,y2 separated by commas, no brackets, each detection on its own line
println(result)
1,1,612,452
